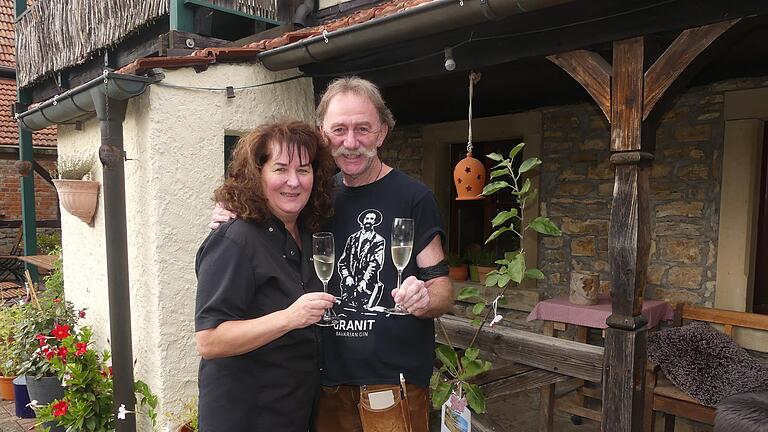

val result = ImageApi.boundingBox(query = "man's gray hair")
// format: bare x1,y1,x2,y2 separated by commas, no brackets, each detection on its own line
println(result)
316,77,396,130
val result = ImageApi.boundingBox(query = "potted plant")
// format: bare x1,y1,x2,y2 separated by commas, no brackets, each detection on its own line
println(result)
52,153,100,225
12,258,78,409
468,248,496,284
432,143,561,414
0,304,23,400
447,253,468,282
31,326,157,432
166,398,198,432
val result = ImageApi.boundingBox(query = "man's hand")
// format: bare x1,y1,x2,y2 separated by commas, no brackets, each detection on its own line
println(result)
391,276,430,317
208,202,238,230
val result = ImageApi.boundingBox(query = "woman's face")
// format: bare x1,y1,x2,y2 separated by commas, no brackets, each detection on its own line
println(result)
261,142,314,224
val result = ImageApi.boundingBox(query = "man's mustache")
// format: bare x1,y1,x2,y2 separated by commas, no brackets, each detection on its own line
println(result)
332,147,377,158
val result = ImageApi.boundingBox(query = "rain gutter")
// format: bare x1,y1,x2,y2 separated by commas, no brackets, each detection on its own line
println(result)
257,0,577,70
16,71,158,131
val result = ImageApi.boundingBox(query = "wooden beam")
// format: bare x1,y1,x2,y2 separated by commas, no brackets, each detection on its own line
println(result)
483,368,570,401
437,315,604,383
602,327,648,432
547,50,612,122
611,37,644,152
643,19,739,120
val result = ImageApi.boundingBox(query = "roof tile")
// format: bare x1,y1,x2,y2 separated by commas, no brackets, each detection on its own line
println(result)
0,78,56,146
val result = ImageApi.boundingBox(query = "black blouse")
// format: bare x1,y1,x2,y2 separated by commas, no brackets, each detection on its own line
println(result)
195,218,322,432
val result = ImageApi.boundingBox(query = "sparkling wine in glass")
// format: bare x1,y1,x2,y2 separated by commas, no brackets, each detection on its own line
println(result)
386,218,414,315
313,232,336,326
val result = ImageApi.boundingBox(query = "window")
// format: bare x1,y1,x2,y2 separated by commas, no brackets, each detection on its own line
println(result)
448,140,523,261
224,135,240,176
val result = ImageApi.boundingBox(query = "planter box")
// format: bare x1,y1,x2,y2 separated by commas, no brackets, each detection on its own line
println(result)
52,179,100,224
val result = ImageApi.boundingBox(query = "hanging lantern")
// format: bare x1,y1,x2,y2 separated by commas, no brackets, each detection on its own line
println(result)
454,153,486,200
454,71,486,200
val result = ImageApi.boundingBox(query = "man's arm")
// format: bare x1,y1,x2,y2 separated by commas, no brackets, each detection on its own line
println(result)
395,235,454,318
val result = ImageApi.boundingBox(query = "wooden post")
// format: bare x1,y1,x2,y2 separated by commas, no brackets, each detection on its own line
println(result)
547,19,739,432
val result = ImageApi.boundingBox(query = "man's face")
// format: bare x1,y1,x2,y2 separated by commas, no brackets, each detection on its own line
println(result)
321,92,388,183
363,213,376,231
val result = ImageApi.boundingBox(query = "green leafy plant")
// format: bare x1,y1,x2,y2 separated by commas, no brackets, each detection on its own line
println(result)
469,249,496,267
31,326,157,431
447,253,465,267
12,260,79,379
54,153,96,180
37,232,62,255
166,398,199,432
431,142,561,413
0,305,23,377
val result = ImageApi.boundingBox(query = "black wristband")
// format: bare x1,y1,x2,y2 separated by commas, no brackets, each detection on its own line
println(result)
418,259,449,281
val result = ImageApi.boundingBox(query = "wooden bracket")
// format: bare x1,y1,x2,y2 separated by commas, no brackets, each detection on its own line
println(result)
547,50,612,122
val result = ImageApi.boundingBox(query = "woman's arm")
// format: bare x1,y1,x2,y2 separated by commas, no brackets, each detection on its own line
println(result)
196,291,335,359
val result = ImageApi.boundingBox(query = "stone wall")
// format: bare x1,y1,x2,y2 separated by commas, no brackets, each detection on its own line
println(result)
538,76,768,306
380,124,424,181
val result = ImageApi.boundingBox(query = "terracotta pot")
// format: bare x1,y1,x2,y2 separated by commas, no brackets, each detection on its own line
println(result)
448,264,468,281
53,179,100,224
453,153,486,200
0,375,15,400
476,265,496,285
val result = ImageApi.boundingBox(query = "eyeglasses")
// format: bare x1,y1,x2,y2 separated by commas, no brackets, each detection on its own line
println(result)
326,125,381,137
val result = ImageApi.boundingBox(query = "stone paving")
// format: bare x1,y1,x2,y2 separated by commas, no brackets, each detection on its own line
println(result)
0,400,34,432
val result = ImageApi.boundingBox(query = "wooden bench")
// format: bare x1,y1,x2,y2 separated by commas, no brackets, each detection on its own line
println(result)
643,305,768,432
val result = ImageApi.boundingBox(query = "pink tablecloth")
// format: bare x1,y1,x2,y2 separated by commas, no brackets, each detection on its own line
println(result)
526,295,673,329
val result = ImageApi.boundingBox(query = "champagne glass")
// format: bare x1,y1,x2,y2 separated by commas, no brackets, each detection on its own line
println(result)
313,232,336,326
386,218,414,315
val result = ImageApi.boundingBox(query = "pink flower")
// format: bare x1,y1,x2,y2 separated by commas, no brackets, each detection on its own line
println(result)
52,298,61,303
52,400,68,417
51,324,70,340
75,342,88,356
78,309,86,318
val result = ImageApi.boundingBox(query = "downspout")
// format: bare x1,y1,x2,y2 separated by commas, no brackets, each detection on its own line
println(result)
258,0,576,70
16,71,156,432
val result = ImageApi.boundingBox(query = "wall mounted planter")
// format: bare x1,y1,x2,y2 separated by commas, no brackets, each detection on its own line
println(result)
52,180,100,225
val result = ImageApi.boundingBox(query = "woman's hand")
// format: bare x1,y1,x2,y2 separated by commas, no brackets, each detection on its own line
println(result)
284,292,336,329
208,202,238,230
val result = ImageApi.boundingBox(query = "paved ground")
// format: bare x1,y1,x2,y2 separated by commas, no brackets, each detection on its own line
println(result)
0,400,34,432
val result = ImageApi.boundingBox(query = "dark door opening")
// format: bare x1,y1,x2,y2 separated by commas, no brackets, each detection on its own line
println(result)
753,123,768,314
448,140,522,264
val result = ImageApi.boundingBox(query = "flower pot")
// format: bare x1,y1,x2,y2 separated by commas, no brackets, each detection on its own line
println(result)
52,179,100,224
13,376,35,418
469,265,479,282
25,375,64,406
476,266,496,285
0,375,15,400
448,264,468,282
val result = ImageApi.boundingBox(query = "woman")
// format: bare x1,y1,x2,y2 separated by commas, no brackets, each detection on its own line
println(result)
194,120,336,431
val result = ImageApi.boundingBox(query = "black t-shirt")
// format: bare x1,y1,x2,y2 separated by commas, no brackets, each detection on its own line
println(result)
321,170,445,388
195,219,322,432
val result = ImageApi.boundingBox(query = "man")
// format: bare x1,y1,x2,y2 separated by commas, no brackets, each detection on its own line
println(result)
212,77,454,431
337,209,386,311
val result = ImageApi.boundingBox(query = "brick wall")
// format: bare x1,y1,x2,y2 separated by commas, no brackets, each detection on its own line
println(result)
0,159,59,253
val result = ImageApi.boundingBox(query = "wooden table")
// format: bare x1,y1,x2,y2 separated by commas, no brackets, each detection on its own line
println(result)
16,254,60,272
526,295,674,430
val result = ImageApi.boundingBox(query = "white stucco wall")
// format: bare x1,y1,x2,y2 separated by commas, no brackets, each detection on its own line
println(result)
57,63,315,429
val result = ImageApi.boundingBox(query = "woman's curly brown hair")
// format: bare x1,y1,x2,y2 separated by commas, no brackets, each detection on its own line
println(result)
214,120,335,231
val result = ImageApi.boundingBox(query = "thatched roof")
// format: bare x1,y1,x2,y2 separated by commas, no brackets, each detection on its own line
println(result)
15,0,276,88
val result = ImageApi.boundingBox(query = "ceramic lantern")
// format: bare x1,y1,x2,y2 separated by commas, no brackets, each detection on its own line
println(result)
454,152,486,200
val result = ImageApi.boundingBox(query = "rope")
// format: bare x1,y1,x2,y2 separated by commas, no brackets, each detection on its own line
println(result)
467,71,481,155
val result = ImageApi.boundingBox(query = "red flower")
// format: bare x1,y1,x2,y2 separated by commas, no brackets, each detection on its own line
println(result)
57,346,68,360
101,366,113,377
52,400,68,417
52,298,61,303
75,342,88,356
51,324,70,340
35,334,47,346
43,347,54,360
78,309,86,318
